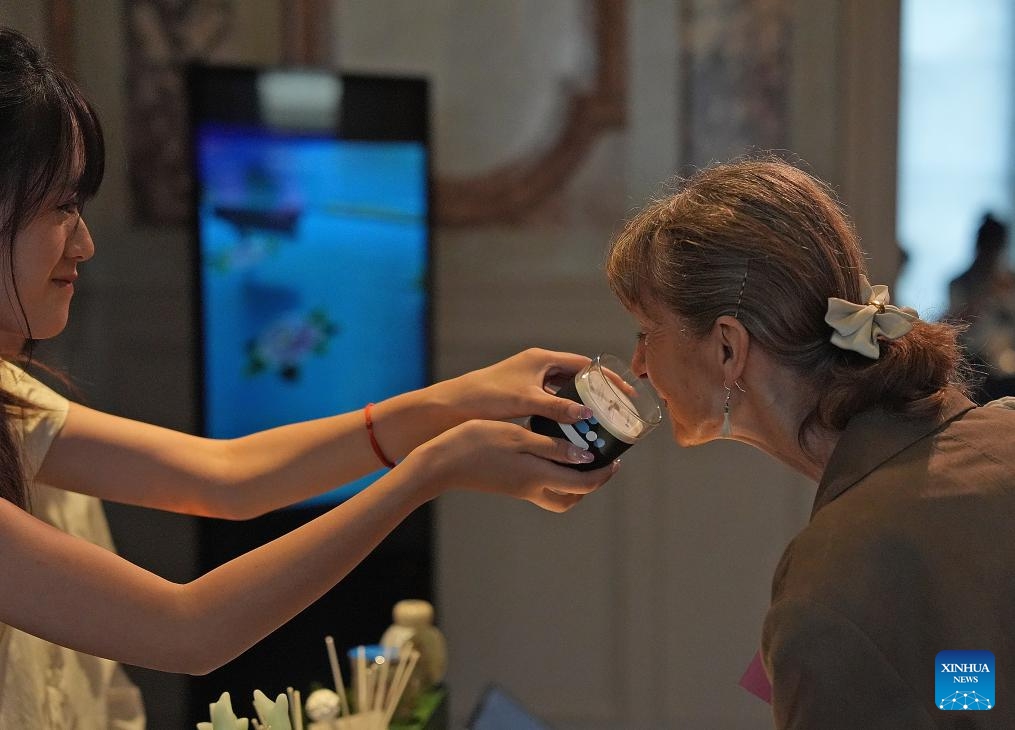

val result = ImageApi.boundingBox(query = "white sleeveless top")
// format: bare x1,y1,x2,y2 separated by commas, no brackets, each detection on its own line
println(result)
0,362,146,729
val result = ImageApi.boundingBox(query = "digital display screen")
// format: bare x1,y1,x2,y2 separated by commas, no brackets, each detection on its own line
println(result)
191,69,430,507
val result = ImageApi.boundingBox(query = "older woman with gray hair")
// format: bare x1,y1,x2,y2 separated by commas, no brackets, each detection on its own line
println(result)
606,158,1014,729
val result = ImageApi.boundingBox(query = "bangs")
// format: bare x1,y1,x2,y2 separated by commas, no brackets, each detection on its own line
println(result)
605,200,668,313
32,81,105,206
0,62,105,239
68,95,104,200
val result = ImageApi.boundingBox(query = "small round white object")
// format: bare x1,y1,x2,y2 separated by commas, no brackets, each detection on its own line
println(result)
304,688,341,722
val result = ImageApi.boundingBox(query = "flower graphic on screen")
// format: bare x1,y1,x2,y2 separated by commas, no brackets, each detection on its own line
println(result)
245,309,338,381
208,232,285,273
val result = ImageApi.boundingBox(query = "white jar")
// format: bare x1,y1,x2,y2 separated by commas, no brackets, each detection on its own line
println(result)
380,599,448,687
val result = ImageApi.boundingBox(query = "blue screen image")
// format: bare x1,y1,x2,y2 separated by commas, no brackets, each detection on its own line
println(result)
197,125,428,506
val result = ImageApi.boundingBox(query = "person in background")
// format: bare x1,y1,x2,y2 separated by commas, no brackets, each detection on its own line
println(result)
606,157,1014,728
0,26,617,729
947,212,1015,401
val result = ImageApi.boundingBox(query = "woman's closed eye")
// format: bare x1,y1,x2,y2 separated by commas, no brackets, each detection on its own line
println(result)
57,198,81,217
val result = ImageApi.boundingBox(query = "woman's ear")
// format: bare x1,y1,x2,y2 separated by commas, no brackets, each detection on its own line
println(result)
713,315,750,384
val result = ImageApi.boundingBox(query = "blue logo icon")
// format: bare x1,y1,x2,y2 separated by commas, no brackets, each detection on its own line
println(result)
936,650,995,710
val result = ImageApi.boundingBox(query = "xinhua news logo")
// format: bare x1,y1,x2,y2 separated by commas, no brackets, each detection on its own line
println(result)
936,650,995,711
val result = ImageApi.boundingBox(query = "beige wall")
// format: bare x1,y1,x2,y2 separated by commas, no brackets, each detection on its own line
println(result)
1,2,45,37
3,1,901,728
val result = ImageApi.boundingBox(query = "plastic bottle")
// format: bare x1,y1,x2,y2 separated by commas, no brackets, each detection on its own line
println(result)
380,599,448,688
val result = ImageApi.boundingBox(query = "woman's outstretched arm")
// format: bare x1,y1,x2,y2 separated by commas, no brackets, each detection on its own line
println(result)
3,419,615,674
37,349,596,518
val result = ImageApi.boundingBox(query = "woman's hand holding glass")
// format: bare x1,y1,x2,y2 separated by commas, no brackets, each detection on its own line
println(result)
368,348,599,471
434,348,596,425
381,348,619,512
404,418,618,512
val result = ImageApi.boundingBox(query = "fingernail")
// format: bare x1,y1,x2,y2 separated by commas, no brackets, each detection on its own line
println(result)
570,447,595,463
569,404,594,420
612,459,621,472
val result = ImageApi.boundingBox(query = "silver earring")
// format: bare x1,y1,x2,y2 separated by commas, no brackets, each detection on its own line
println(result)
720,380,746,438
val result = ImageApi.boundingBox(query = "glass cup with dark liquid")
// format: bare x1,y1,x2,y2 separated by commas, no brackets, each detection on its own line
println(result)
529,353,662,470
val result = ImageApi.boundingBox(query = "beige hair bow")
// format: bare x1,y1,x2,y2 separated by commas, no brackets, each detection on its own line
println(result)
825,275,919,359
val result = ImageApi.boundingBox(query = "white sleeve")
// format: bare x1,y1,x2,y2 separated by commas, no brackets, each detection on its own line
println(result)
0,361,70,481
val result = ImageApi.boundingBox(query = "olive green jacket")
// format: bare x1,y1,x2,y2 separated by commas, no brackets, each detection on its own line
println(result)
763,390,1015,729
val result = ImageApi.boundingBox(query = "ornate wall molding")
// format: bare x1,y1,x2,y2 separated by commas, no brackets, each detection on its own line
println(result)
108,0,628,227
124,0,234,225
433,0,627,226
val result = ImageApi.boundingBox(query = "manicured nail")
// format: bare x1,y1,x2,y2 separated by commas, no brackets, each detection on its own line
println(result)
569,404,594,420
570,447,595,463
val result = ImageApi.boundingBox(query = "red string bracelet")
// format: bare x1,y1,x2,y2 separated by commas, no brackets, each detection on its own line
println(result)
364,402,396,468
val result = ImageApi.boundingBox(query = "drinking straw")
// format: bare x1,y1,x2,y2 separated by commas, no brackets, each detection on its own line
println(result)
394,641,415,690
363,662,376,717
383,649,420,728
293,689,304,730
382,642,411,720
382,648,420,728
356,645,368,716
325,636,350,717
372,646,391,713
287,686,304,730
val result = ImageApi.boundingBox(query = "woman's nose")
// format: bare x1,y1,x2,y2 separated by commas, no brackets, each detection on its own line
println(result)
67,218,95,262
631,340,647,378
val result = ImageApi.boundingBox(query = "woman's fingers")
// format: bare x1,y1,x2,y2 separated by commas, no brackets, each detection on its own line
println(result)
524,428,618,474
515,349,597,424
530,431,595,466
449,348,593,424
423,419,618,512
532,489,584,513
530,460,617,511
530,348,593,378
521,431,618,493
532,393,593,424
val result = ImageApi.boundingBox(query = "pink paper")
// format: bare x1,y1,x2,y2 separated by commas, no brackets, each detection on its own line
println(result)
739,650,772,703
